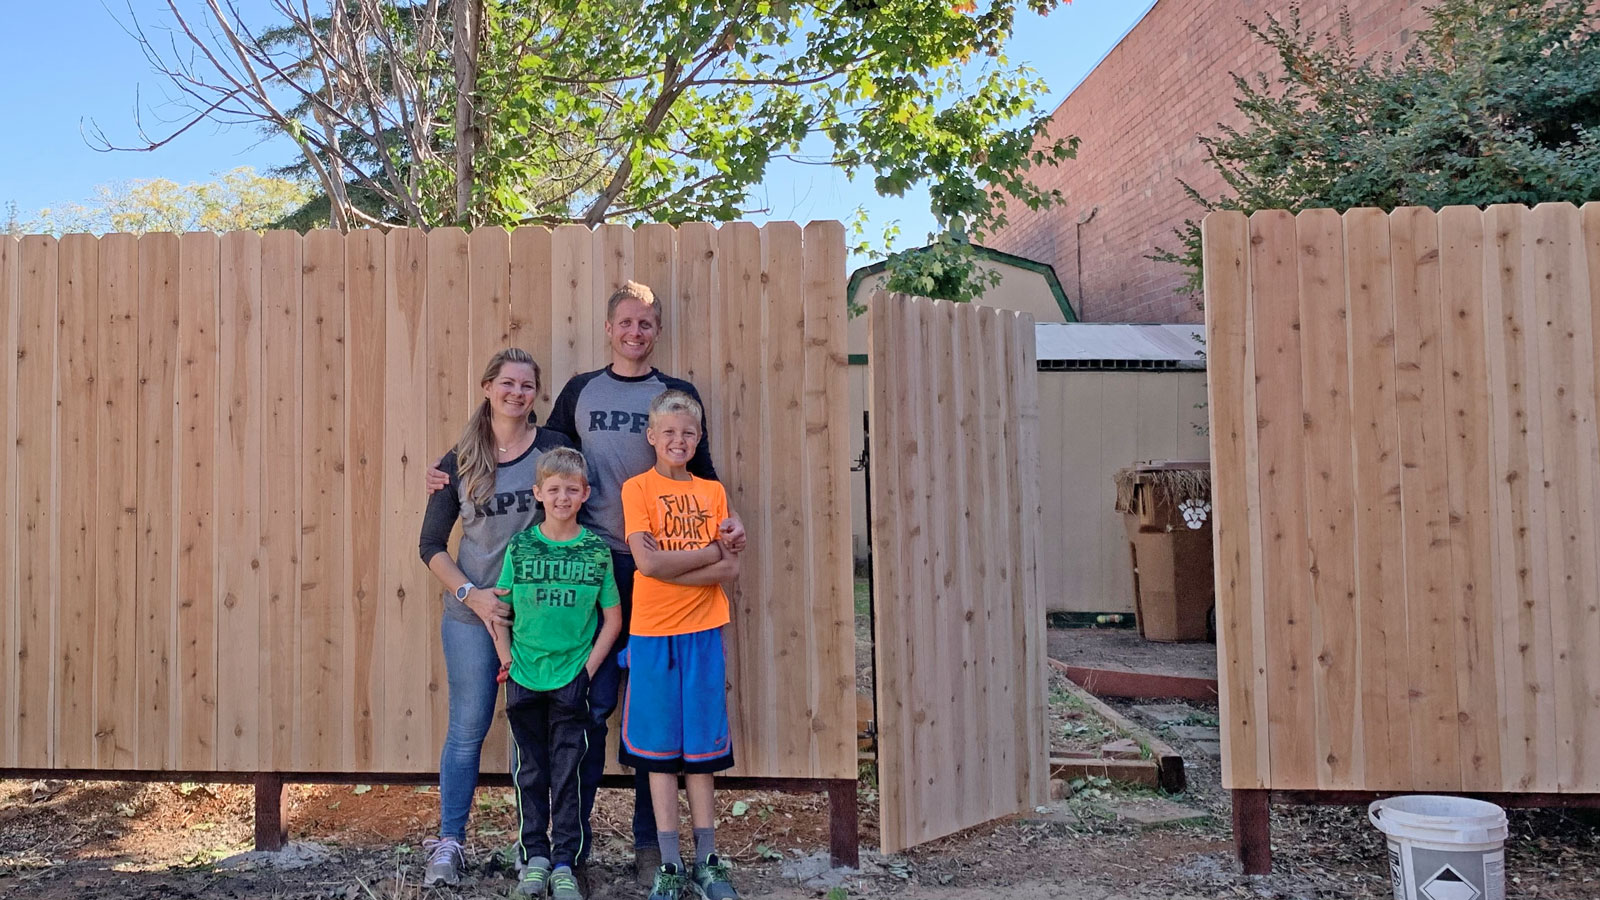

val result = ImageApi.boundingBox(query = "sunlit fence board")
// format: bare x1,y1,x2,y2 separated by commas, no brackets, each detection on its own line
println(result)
0,223,854,782
1204,203,1600,793
868,293,1047,852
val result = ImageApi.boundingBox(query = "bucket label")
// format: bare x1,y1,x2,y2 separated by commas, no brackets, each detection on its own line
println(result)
1483,855,1505,900
1388,844,1405,899
1418,864,1479,900
1403,846,1502,900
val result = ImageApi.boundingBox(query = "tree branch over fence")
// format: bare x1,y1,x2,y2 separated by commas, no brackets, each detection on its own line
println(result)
91,0,1078,285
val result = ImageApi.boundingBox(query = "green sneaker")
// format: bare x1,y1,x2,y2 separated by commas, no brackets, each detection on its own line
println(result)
647,863,690,900
517,857,551,896
691,854,739,900
549,865,583,900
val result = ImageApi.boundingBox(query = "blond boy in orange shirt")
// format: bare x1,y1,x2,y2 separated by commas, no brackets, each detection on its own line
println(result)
618,390,742,900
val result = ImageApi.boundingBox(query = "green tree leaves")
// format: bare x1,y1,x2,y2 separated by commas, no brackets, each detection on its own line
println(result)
1154,0,1600,298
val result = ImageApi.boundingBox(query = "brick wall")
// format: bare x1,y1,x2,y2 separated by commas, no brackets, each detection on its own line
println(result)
989,0,1435,323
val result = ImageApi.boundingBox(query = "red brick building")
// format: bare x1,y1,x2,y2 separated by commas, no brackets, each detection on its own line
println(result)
988,0,1435,323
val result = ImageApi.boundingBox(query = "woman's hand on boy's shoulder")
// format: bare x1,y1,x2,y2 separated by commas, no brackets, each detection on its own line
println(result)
424,455,449,495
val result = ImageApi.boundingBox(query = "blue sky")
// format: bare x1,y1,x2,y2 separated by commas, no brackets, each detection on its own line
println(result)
0,0,1155,259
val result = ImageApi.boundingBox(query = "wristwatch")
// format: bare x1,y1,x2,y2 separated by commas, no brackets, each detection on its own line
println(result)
454,582,476,603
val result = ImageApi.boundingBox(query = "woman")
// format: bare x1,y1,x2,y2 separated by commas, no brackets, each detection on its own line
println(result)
417,348,576,887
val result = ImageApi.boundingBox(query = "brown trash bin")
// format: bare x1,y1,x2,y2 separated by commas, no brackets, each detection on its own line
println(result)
1114,461,1214,642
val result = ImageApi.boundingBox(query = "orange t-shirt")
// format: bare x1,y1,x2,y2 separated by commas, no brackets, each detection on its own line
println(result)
621,468,732,637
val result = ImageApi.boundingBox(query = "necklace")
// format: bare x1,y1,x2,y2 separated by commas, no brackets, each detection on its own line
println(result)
499,427,532,454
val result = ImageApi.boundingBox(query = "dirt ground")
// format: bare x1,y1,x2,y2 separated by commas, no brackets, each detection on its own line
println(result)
6,622,1600,899
1046,628,1216,681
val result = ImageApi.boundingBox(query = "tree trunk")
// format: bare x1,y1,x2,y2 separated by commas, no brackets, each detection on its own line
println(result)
452,0,483,224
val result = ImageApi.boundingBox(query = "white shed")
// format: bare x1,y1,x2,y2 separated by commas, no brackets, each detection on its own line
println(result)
1035,323,1209,615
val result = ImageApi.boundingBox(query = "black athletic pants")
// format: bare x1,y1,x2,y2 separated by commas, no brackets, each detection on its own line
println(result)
506,669,591,868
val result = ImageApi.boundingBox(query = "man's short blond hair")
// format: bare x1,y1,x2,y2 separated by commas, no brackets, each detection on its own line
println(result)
648,389,703,429
536,447,589,485
606,280,661,325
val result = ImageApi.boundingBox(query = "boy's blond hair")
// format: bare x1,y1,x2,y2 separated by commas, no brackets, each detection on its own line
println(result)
648,389,703,429
606,280,661,325
535,447,589,485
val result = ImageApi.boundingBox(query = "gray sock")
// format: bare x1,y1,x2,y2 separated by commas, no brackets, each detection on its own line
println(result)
658,831,683,871
693,827,716,865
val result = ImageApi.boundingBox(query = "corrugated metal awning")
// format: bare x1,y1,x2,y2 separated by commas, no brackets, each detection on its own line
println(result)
1034,323,1206,371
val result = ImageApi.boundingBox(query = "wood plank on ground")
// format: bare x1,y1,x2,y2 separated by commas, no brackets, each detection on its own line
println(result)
54,233,98,769
94,233,139,769
216,231,263,771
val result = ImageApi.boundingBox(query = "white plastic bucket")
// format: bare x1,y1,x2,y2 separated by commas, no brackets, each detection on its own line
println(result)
1368,795,1508,900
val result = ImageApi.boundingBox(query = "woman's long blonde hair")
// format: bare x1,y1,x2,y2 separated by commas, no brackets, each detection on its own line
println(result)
456,348,541,507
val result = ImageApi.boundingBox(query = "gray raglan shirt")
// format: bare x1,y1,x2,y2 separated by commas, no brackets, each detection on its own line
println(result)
417,429,577,625
545,366,717,552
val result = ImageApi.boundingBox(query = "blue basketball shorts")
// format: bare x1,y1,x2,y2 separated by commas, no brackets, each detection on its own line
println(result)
618,628,735,774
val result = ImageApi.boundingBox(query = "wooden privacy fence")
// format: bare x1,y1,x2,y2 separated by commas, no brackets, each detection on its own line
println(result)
1204,203,1600,867
0,222,855,786
866,293,1048,854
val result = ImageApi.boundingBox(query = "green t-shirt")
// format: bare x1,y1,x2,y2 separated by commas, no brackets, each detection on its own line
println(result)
494,524,620,691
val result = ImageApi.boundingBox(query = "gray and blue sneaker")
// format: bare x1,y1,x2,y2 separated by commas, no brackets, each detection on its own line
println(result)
422,837,465,887
517,856,552,896
550,864,583,900
647,862,690,900
691,854,739,900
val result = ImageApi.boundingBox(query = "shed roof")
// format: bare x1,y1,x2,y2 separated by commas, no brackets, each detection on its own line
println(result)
1034,322,1205,371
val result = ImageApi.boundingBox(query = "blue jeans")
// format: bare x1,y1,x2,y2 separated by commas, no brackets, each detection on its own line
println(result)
575,552,655,864
439,615,501,842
